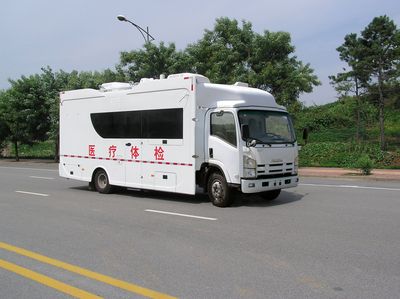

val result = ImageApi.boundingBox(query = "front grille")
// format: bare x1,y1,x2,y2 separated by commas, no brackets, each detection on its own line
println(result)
269,163,283,167
257,161,296,177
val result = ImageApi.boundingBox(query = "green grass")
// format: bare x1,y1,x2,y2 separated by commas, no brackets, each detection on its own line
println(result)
294,101,400,169
296,127,358,143
2,140,55,159
298,142,399,168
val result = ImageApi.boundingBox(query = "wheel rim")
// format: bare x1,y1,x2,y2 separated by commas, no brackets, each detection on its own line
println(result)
211,180,224,201
97,173,107,189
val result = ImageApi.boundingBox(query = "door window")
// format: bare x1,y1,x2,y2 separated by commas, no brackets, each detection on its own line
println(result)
210,112,237,147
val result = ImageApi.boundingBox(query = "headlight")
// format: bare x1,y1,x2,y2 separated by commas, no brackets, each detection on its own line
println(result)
243,154,257,178
243,155,256,168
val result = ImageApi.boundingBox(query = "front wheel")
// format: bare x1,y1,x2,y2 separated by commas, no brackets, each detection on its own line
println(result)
260,189,281,201
94,169,113,194
207,173,233,207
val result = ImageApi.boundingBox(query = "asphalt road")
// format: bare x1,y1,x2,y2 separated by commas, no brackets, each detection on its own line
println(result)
0,162,399,298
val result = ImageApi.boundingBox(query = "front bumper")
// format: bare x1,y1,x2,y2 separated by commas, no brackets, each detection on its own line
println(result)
241,175,299,193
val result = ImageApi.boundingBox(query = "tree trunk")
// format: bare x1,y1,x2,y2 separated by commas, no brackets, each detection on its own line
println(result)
377,74,386,151
54,134,59,163
355,78,360,142
356,105,360,141
14,141,19,162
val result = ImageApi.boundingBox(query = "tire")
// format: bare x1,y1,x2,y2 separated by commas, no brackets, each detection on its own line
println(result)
94,169,113,194
207,172,233,207
260,189,281,201
88,181,95,191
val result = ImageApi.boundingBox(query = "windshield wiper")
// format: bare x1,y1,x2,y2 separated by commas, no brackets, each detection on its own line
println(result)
266,133,283,139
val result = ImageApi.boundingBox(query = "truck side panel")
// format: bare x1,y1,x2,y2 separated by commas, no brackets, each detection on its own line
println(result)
59,86,196,195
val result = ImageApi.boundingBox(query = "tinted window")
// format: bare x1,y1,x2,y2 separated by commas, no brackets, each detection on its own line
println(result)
143,109,183,139
90,109,183,139
125,111,142,138
210,112,237,146
91,111,141,138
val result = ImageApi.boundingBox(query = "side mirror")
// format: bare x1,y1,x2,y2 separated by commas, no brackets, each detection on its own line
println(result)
242,124,256,147
241,124,249,140
246,139,257,147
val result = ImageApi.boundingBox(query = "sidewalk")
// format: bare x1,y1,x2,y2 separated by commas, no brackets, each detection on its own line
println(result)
0,159,57,170
299,167,400,181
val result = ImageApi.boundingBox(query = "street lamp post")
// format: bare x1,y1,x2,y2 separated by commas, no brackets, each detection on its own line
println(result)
117,15,155,43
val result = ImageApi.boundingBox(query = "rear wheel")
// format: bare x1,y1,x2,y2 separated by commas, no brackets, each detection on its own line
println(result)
260,189,281,200
94,169,113,194
207,172,233,207
88,181,95,191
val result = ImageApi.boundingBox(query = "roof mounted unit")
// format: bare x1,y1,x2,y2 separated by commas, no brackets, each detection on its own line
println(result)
100,82,133,92
233,82,249,87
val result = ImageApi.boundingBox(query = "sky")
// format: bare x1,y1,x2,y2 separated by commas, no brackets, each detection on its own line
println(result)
1,0,399,106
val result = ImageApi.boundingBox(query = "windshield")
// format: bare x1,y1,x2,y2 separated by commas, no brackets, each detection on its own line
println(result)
238,110,296,144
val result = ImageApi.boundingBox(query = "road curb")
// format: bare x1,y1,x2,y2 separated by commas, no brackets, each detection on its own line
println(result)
299,167,400,181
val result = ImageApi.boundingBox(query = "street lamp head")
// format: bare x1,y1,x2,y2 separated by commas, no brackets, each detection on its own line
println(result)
117,15,127,22
116,15,155,43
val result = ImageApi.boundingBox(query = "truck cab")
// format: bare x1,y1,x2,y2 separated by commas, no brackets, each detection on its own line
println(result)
196,81,299,207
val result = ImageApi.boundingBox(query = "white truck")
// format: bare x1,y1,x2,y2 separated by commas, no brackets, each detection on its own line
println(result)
59,73,299,207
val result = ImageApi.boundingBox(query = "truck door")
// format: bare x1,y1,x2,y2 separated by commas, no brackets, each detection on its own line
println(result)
119,110,143,188
124,140,142,188
207,109,240,185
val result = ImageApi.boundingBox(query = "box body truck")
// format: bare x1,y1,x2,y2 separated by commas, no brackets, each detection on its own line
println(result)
59,73,299,207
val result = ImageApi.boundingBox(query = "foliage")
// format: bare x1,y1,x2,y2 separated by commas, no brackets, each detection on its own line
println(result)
185,18,255,84
360,16,400,150
118,42,191,82
296,96,399,169
331,15,400,150
0,67,122,160
2,140,55,159
118,17,320,109
0,110,10,152
356,154,374,175
293,97,376,133
0,75,51,160
299,142,386,168
360,16,400,87
186,17,320,108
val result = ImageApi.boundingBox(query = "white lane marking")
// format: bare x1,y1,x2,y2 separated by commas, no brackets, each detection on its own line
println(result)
15,191,49,197
29,176,55,180
0,166,57,172
145,209,217,221
299,183,400,192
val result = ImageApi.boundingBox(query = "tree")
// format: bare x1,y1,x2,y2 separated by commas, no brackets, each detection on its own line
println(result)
0,91,11,153
330,33,369,141
186,17,320,108
118,42,191,82
247,30,320,108
40,67,123,161
186,18,254,84
0,67,123,161
0,75,51,161
332,16,400,149
359,16,400,150
118,18,319,108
